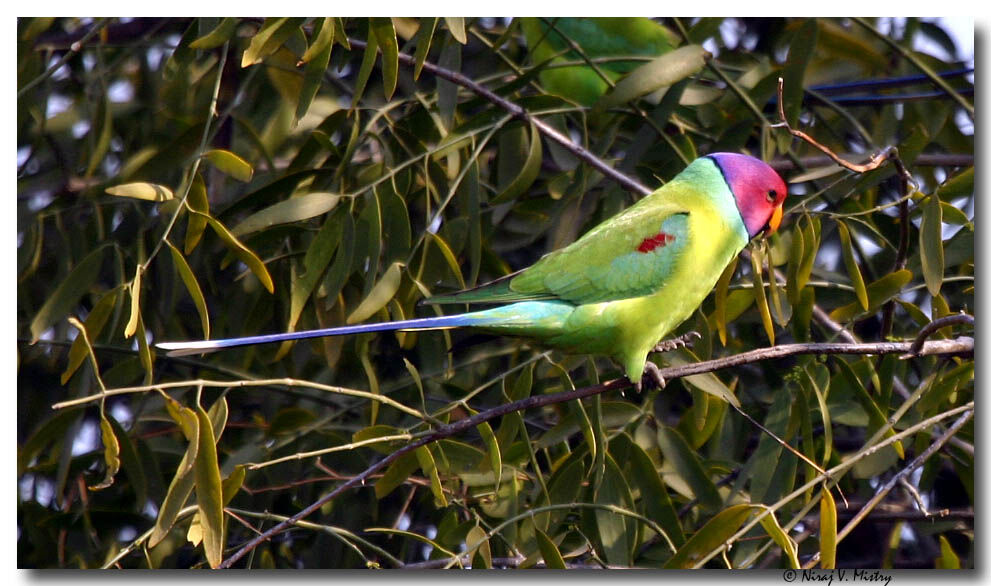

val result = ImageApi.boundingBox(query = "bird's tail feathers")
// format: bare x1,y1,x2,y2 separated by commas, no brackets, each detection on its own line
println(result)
156,313,489,357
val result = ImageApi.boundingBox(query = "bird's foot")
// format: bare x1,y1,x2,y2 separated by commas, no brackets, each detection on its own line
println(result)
651,331,701,354
635,361,667,393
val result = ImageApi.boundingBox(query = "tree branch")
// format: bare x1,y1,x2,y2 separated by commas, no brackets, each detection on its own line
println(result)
346,37,652,197
217,335,973,568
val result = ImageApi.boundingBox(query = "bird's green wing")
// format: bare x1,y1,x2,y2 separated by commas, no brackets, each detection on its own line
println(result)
426,197,692,306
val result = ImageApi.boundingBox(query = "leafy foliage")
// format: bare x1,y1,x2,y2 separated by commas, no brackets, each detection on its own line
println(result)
18,17,973,569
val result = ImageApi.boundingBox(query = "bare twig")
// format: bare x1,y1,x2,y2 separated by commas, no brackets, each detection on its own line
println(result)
217,335,972,568
772,78,911,180
906,313,975,357
769,153,973,172
801,406,973,568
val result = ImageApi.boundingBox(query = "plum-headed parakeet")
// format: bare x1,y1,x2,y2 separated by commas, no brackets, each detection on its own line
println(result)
159,153,787,387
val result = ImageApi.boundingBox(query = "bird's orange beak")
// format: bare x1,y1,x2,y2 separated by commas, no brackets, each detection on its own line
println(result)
766,205,783,235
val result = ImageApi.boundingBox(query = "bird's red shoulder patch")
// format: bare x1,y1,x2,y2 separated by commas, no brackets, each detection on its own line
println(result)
636,231,676,253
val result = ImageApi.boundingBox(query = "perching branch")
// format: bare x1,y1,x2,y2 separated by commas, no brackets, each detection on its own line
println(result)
217,335,973,568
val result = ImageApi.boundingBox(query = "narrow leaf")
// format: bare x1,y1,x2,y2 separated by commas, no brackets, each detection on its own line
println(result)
750,245,775,345
444,17,467,43
836,221,869,310
656,425,722,511
535,529,567,569
204,215,275,293
491,123,543,204
61,288,118,384
231,192,340,236
123,267,142,338
370,18,398,100
167,241,210,339
412,17,438,80
193,405,225,568
829,269,913,322
597,45,707,109
300,18,335,63
346,261,403,324
203,149,253,182
88,415,121,490
714,257,737,346
466,525,492,569
920,193,945,297
106,182,174,202
758,507,799,569
819,488,838,569
184,172,209,254
415,446,448,507
663,504,754,568
190,17,238,50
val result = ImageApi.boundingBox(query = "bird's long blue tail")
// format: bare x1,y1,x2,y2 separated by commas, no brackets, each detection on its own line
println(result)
156,313,488,357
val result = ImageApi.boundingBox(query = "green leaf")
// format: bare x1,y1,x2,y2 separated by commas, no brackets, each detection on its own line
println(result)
535,529,567,569
836,220,869,310
105,182,174,202
835,358,903,459
819,488,837,569
936,535,961,569
190,17,238,49
347,261,403,324
415,446,448,507
466,525,492,569
31,245,107,342
663,504,754,568
370,18,398,100
936,167,973,200
203,149,253,182
427,232,466,290
85,94,112,177
829,269,913,322
61,288,119,384
300,18,335,64
88,414,121,490
192,405,225,568
476,420,502,491
491,122,543,204
123,267,142,338
920,193,945,297
714,257,737,346
167,241,209,340
594,455,634,566
204,215,275,293
296,40,333,124
241,18,304,67
352,25,379,109
284,210,342,337
444,17,467,43
184,172,210,253
597,45,707,110
782,19,819,127
375,452,420,500
758,507,799,569
627,438,685,546
267,407,318,436
750,245,775,345
232,192,339,236
412,18,438,80
656,425,721,511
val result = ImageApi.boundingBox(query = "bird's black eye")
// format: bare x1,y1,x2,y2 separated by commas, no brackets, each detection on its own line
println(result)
766,189,777,203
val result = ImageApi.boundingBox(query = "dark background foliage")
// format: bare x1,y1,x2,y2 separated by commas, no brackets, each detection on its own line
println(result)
17,17,973,569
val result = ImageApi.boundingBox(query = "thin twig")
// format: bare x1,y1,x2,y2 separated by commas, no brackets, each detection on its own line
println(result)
217,335,972,568
906,313,975,357
346,37,652,197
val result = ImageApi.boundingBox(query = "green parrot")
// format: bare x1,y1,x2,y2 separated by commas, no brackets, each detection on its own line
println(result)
159,153,787,388
519,17,678,107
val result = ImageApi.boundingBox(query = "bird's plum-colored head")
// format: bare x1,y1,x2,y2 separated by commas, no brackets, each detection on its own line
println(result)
707,152,787,239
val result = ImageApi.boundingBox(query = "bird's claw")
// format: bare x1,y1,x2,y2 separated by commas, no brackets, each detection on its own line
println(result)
651,331,701,354
636,361,666,393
